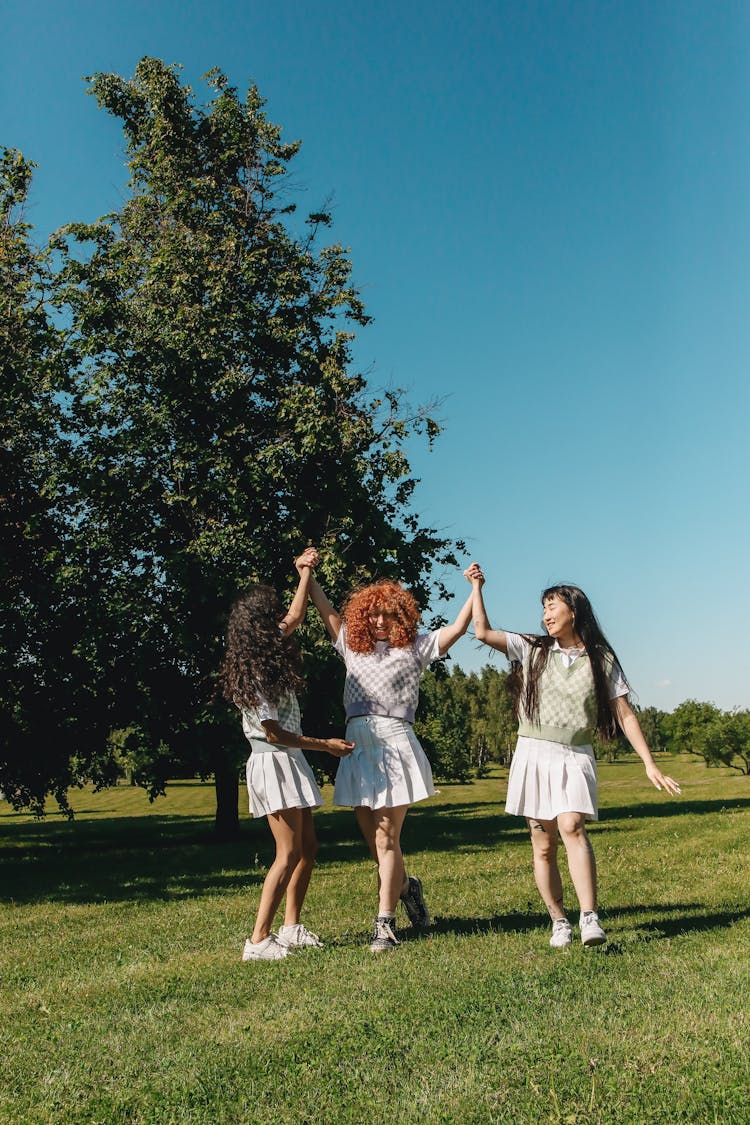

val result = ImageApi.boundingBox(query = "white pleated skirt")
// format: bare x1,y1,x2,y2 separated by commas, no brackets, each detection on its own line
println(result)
334,715,436,809
246,743,323,818
505,735,598,821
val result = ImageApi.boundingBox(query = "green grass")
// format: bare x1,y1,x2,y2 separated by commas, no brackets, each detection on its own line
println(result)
1,756,749,1124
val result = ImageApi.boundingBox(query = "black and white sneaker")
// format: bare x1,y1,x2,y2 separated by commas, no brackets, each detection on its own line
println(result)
369,915,401,953
400,875,431,928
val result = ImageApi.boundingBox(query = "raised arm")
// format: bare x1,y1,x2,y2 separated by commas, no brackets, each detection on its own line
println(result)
437,590,474,656
279,548,319,636
308,574,342,642
465,563,509,654
610,695,681,796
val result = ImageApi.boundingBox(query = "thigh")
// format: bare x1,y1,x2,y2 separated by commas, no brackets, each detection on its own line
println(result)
267,807,305,851
373,804,409,847
526,817,559,846
355,805,377,851
299,807,317,852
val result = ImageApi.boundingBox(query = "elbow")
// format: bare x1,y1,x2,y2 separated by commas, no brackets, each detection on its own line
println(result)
474,624,488,642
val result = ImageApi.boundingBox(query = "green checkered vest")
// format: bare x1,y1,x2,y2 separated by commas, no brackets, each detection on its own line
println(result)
517,647,612,746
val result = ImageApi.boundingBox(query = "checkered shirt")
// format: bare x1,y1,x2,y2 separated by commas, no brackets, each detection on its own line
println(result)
241,691,302,744
334,626,442,723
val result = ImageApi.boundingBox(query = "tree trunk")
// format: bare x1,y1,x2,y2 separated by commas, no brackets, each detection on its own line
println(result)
212,748,241,840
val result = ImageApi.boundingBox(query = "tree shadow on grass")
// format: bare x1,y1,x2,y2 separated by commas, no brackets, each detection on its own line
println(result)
0,803,523,906
2,791,745,907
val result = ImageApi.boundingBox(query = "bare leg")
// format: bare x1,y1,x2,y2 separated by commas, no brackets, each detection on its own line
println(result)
356,805,412,912
283,808,318,926
372,806,409,914
527,818,566,920
355,805,381,900
557,811,597,913
250,808,303,943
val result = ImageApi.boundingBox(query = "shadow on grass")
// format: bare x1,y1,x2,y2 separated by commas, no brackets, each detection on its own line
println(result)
395,900,746,954
2,791,747,907
405,902,750,949
600,796,750,822
0,801,525,906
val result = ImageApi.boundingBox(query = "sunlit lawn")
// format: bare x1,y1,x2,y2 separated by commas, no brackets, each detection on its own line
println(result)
1,755,748,1123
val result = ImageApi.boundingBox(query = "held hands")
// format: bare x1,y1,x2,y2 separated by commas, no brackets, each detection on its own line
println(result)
464,562,485,586
295,547,319,574
325,738,355,758
646,763,682,796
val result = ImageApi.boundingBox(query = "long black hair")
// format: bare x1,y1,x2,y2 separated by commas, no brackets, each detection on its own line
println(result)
508,584,625,741
219,585,304,711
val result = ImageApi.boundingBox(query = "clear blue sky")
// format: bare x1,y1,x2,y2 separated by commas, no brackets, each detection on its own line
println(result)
3,1,749,711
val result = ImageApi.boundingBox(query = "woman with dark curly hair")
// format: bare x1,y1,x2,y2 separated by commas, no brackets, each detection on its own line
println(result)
220,548,354,962
309,570,473,952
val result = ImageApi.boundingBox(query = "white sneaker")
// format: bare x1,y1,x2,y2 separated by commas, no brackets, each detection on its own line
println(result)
549,918,573,948
277,923,323,949
241,935,289,962
579,911,607,947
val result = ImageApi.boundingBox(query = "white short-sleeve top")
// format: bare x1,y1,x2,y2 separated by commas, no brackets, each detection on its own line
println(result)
241,691,302,747
505,633,629,700
334,625,442,723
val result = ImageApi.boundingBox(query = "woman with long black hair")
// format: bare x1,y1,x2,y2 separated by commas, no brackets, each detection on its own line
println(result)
466,563,680,949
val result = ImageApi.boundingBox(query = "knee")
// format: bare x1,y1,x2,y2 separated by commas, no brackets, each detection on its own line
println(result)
276,844,303,874
529,826,557,863
374,827,399,860
558,815,588,845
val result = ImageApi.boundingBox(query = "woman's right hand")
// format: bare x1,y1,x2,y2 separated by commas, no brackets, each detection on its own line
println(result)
464,562,485,586
325,738,355,758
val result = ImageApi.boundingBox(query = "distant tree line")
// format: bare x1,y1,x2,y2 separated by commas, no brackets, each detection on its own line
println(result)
413,667,750,779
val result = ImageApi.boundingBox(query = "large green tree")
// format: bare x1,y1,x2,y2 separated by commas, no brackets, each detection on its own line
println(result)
0,149,116,814
49,59,461,834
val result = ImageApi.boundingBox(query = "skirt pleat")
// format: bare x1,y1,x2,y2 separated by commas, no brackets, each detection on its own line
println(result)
505,735,598,821
334,715,435,809
246,747,323,818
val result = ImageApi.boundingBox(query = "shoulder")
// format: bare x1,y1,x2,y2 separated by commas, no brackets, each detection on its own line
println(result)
505,632,536,662
413,630,441,663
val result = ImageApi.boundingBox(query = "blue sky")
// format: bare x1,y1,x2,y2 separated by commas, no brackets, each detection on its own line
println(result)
3,1,749,711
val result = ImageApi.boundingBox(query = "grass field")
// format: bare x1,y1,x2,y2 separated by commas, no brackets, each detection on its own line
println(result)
1,755,748,1124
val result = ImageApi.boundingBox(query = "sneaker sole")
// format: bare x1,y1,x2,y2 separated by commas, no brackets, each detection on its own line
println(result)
582,935,607,947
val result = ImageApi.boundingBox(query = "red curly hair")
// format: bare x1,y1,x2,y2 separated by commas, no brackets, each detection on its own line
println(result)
342,580,420,653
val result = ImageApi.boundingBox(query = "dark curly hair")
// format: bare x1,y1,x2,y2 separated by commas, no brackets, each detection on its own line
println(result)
342,580,420,653
219,585,304,711
508,584,624,742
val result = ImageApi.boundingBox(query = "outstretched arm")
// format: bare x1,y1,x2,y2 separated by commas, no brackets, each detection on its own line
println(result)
465,563,509,654
260,720,354,758
308,574,342,642
437,590,474,656
279,548,319,636
610,695,681,796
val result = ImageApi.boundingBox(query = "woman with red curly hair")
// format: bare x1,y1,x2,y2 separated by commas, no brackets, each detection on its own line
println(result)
309,570,473,953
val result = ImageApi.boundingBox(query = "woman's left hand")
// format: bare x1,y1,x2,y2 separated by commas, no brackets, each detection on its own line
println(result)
646,764,682,796
295,547,319,573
